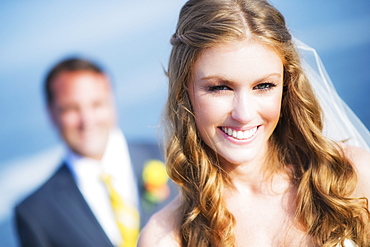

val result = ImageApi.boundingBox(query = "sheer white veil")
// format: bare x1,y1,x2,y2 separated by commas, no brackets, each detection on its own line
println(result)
294,38,370,151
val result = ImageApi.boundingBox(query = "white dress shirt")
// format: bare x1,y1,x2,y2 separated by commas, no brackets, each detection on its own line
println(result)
65,128,139,246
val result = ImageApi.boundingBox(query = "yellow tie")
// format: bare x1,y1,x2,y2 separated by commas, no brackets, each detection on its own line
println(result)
101,174,140,247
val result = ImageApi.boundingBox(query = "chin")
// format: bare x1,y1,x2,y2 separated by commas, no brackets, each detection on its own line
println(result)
218,152,259,167
84,145,106,157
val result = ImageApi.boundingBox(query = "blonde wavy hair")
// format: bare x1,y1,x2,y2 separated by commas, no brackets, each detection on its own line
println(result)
165,0,369,246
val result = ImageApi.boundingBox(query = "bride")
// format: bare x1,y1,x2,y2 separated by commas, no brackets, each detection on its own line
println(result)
139,0,370,246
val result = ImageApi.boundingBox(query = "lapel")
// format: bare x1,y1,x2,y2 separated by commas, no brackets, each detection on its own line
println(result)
128,142,178,227
52,164,114,247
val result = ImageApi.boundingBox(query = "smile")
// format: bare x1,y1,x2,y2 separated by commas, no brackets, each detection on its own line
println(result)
221,126,258,140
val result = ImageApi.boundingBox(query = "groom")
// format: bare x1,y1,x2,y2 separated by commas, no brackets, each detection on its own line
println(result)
14,58,174,247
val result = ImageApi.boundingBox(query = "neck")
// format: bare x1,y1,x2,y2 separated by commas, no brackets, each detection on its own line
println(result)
222,157,291,197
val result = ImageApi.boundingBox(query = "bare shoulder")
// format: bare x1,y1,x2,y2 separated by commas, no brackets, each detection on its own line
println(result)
340,144,370,174
138,196,182,247
340,143,370,198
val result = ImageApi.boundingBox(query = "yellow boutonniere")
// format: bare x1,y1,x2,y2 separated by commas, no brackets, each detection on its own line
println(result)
142,159,170,205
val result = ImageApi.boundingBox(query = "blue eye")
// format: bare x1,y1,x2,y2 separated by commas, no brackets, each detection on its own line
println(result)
208,85,231,92
254,82,276,91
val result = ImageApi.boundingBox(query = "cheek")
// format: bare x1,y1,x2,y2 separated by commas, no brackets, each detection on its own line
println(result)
260,95,282,123
59,112,81,129
94,106,115,125
193,96,229,131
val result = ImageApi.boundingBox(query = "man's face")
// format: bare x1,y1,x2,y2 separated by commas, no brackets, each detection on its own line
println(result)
49,70,116,160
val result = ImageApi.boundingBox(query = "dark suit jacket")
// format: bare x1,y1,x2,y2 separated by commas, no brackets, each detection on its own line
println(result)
15,142,177,247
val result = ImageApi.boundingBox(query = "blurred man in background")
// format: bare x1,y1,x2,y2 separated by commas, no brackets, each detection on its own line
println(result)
14,58,173,247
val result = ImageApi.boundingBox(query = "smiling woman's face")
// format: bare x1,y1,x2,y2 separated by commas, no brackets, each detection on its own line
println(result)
188,39,284,169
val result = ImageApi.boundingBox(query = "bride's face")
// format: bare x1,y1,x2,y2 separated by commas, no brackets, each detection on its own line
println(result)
188,40,283,169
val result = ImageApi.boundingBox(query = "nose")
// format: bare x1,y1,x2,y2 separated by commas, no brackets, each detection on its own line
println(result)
79,107,95,129
231,93,256,123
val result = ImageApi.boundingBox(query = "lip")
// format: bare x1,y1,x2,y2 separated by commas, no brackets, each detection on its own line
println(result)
80,129,101,140
218,126,260,143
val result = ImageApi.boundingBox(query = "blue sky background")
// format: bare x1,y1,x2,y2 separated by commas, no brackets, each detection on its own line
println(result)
0,1,369,246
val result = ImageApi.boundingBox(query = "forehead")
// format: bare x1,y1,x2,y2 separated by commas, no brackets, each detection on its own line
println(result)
193,40,283,82
51,71,111,98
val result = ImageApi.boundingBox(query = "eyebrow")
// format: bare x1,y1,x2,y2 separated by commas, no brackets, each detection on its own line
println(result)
200,73,282,83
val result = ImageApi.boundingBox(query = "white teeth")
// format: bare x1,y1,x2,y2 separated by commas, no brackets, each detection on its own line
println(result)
221,127,257,140
237,131,243,139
